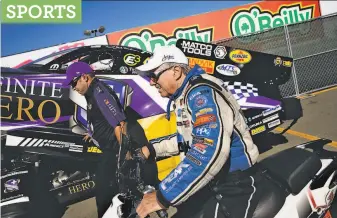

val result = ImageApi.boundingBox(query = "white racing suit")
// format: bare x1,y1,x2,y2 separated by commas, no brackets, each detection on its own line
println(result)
145,65,260,214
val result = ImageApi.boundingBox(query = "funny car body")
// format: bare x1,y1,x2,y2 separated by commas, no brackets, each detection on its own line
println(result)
1,40,336,217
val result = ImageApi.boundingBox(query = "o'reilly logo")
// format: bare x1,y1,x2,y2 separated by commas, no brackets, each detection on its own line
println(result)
1,0,81,23
230,3,314,36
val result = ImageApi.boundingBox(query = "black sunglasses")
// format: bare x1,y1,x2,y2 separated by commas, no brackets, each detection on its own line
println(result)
70,76,81,88
148,66,173,82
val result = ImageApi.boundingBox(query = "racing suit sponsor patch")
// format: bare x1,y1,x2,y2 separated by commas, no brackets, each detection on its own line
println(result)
189,92,200,101
195,126,211,137
192,137,203,144
204,138,214,146
104,99,118,116
189,149,209,161
192,137,214,146
208,123,217,128
195,107,213,117
185,153,202,166
194,95,208,108
194,114,217,127
193,143,207,154
189,89,211,101
96,86,103,93
160,163,192,192
177,120,190,127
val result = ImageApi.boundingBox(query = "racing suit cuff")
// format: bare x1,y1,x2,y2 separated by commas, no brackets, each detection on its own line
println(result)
156,189,171,209
146,143,156,159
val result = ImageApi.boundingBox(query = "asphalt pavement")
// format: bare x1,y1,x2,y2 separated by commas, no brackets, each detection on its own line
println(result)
62,86,337,218
259,86,337,160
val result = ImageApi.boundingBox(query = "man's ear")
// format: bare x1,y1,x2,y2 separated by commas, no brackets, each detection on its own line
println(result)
83,74,89,82
173,66,183,81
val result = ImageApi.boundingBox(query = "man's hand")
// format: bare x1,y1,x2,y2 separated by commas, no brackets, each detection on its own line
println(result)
136,191,165,218
115,121,127,145
125,151,133,160
83,133,93,143
124,146,150,162
141,146,150,159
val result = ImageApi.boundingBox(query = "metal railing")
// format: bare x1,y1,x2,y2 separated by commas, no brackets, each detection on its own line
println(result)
213,13,337,97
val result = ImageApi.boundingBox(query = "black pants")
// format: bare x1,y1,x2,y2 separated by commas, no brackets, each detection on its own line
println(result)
94,147,118,218
173,166,263,218
94,121,159,218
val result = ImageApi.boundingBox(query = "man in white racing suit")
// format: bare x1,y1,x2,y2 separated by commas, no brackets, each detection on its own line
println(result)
134,46,260,218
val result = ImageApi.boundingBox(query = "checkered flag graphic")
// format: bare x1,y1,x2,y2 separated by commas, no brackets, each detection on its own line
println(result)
223,81,259,100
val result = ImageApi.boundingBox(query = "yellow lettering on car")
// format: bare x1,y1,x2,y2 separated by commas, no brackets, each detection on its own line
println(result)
87,146,102,153
251,125,266,135
68,181,95,194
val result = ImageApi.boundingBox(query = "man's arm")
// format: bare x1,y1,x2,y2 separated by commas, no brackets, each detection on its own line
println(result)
142,134,180,159
93,82,127,138
114,122,126,145
156,85,234,207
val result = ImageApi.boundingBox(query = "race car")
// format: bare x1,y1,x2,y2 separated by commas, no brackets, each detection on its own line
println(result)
1,41,300,217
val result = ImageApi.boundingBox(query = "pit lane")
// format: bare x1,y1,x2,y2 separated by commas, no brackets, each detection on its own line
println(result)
62,86,337,218
259,86,337,161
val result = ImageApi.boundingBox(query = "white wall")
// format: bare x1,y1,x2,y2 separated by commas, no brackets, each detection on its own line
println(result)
319,1,337,16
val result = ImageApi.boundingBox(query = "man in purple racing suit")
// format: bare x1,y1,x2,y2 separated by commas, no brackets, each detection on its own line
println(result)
134,46,261,218
63,62,158,218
